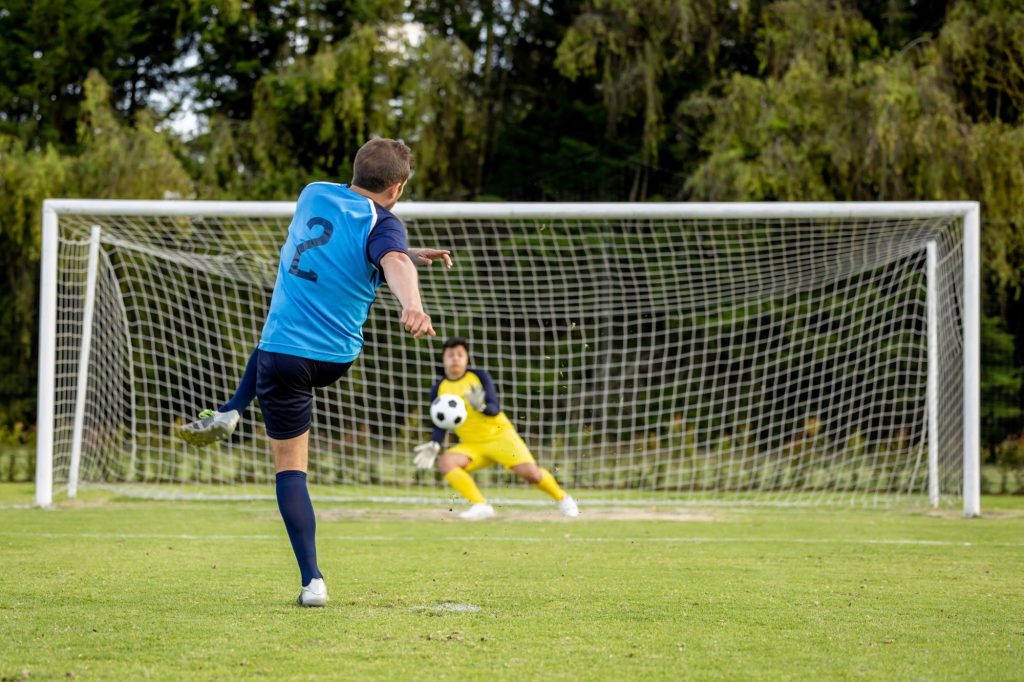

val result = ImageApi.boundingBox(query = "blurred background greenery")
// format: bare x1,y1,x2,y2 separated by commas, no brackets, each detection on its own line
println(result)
1,1,1022,490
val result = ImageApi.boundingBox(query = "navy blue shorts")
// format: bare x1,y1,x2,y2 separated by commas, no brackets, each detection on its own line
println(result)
256,351,353,440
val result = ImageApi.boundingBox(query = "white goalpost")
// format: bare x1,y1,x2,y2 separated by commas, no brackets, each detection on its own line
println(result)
35,199,981,515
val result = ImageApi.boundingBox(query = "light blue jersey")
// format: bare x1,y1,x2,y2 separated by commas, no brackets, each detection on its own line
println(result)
259,182,405,363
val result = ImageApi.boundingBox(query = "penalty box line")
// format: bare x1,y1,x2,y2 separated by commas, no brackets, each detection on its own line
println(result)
0,531,1021,548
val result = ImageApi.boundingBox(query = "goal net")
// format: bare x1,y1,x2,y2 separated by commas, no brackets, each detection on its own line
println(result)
36,200,980,513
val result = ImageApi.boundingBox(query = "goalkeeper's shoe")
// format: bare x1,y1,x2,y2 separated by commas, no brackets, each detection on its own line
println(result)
178,408,240,447
297,578,328,607
558,495,579,518
458,503,496,521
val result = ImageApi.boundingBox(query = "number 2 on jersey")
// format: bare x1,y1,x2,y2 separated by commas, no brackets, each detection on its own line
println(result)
288,217,334,282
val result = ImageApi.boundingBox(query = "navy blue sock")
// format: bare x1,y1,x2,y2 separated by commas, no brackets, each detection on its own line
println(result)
219,348,259,414
275,470,322,586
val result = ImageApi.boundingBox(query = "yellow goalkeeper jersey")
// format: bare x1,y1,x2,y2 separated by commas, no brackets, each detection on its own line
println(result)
430,369,515,445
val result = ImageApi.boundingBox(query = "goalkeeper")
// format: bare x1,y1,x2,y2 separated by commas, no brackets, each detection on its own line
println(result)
413,337,579,520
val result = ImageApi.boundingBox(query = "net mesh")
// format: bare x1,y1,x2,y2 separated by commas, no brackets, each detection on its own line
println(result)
48,205,965,506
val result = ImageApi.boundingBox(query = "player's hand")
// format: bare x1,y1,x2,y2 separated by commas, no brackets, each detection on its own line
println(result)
409,247,453,269
400,307,435,339
413,441,441,470
463,385,487,412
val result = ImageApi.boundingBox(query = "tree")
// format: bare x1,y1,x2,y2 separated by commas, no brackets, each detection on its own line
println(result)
0,0,199,148
0,137,68,424
186,0,404,121
0,71,192,426
981,315,1023,462
556,0,756,199
71,72,193,198
193,16,484,200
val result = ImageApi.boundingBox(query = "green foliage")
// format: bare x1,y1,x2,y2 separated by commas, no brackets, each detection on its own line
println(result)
72,72,194,199
684,8,969,202
193,20,482,199
0,0,199,148
0,136,68,423
0,70,192,425
981,315,1023,457
0,423,34,482
556,0,739,173
940,0,1024,125
3,0,1024,462
756,0,879,78
188,0,404,120
992,433,1024,494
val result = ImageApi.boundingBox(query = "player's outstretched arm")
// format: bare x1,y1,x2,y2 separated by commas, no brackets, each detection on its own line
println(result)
408,247,453,268
380,251,435,339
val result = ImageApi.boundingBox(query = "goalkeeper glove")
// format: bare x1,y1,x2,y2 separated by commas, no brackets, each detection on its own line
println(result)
413,441,441,470
463,385,487,413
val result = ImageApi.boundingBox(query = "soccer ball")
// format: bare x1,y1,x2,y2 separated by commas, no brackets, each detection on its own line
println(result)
431,393,467,431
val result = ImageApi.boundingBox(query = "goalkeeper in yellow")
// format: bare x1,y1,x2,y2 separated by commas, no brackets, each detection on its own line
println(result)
413,337,579,520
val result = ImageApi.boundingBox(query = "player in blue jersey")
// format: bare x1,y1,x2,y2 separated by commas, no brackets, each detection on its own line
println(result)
412,337,579,520
179,138,451,607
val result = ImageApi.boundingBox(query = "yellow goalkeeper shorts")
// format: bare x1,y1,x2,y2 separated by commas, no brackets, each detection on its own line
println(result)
446,431,536,472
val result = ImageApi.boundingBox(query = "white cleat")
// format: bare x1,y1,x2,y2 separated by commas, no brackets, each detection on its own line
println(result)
558,495,579,518
458,503,496,521
297,578,328,607
179,408,240,447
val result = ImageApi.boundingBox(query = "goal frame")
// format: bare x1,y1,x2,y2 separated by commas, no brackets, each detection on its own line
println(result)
34,199,981,515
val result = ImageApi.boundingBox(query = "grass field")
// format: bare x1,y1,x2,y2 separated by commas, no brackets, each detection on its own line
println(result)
1,484,1021,680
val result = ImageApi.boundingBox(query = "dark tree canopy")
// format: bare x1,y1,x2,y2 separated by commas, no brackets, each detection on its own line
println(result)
1,0,1023,465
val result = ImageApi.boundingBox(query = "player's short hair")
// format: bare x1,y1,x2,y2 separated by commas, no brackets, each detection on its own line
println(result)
442,336,470,357
352,138,413,192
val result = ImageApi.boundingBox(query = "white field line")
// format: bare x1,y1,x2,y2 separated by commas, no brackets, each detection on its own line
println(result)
21,494,836,508
0,531,1021,548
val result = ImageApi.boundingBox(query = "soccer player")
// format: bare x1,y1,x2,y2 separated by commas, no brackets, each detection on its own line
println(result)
181,138,450,607
412,337,579,520
178,239,453,448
